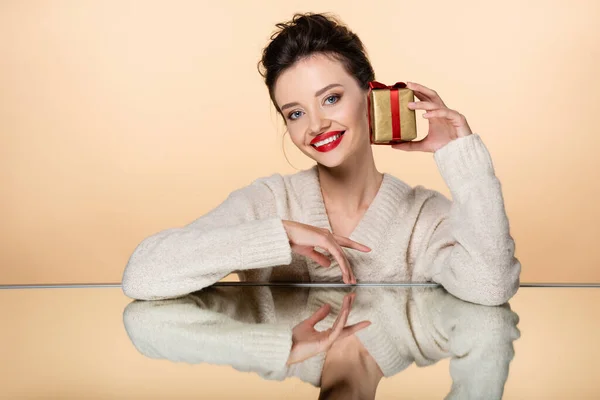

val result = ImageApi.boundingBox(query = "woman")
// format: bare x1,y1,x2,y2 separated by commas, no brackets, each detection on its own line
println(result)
122,12,521,305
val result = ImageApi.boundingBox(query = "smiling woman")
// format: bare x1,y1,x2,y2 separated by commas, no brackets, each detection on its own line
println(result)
122,12,521,313
268,54,371,169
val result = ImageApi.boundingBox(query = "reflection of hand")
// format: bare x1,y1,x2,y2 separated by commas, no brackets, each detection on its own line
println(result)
286,293,371,366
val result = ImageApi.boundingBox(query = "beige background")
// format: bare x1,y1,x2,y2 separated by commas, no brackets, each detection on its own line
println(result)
1,287,599,398
1,0,599,284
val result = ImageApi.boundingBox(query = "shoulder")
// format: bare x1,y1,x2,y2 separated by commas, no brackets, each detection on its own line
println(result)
243,167,311,198
385,173,451,211
223,168,311,216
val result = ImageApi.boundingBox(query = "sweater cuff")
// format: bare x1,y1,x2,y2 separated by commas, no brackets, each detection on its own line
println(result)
240,217,293,270
433,134,496,192
243,324,293,370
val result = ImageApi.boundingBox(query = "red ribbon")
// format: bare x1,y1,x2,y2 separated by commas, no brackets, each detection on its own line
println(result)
367,81,407,142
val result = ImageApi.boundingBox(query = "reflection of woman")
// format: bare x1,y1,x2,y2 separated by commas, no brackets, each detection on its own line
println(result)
123,286,520,399
122,12,521,306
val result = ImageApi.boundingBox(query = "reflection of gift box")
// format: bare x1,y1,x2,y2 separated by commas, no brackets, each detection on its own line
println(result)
368,81,417,145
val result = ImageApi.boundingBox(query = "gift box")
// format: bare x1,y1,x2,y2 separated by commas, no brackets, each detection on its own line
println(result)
367,81,417,145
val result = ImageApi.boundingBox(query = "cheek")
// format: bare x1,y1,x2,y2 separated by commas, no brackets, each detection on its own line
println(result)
337,98,368,127
349,102,369,131
288,127,305,146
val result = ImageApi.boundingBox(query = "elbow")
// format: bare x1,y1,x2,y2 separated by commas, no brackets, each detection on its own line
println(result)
122,266,185,301
478,281,519,306
474,258,521,306
461,280,518,307
121,248,208,301
122,259,183,301
121,237,163,301
434,248,522,306
122,275,144,301
122,259,152,300
121,228,228,300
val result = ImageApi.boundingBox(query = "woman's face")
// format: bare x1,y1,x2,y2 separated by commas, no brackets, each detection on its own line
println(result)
273,53,370,168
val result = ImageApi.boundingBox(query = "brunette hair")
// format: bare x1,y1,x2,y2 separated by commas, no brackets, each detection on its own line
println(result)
257,12,375,120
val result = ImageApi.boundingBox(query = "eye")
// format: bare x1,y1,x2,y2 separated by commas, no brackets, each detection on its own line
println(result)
288,110,303,121
325,94,340,105
286,94,341,121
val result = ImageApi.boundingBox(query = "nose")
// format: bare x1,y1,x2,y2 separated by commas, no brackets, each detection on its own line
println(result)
308,108,331,137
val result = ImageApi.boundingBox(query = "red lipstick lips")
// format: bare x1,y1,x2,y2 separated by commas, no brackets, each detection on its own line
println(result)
310,130,345,145
310,130,346,153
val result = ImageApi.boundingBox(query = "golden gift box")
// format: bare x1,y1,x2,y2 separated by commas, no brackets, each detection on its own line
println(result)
367,81,417,145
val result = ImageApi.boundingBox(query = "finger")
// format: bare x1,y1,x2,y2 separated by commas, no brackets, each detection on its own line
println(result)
306,250,332,268
343,293,355,316
332,295,352,328
291,244,332,268
328,305,351,343
345,292,355,305
319,234,356,284
325,242,355,283
405,82,435,101
338,321,372,339
326,295,357,343
406,101,439,111
340,249,357,284
334,248,356,284
332,234,371,252
406,81,435,94
306,303,331,326
406,82,446,106
423,108,463,122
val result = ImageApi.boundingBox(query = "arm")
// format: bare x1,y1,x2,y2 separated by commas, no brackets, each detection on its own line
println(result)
410,134,521,306
122,176,293,300
440,294,520,400
122,289,294,375
411,288,520,400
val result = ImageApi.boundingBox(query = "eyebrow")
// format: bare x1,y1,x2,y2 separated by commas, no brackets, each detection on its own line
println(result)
280,83,344,111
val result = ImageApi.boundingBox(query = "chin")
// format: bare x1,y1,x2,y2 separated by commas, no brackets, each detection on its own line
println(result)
314,141,364,168
316,159,344,169
311,151,349,169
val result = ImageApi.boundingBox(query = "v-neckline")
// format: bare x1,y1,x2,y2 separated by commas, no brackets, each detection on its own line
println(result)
295,164,410,280
306,164,391,243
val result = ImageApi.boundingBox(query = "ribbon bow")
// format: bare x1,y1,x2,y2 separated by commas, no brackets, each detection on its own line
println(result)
368,81,407,90
367,81,408,143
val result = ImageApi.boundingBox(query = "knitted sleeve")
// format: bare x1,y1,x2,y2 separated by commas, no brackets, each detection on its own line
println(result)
411,288,520,400
438,295,520,400
122,292,293,375
410,134,521,306
122,175,293,300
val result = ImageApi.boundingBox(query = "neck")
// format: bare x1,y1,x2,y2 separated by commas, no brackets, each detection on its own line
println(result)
316,148,382,215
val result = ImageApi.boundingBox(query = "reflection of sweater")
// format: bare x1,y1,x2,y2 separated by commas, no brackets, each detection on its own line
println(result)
122,134,521,305
123,286,520,399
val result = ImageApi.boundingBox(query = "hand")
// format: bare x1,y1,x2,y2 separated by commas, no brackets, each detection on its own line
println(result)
286,292,371,365
282,220,371,284
392,81,473,153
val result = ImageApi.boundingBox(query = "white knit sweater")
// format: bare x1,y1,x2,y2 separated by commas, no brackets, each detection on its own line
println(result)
122,134,521,305
123,286,520,399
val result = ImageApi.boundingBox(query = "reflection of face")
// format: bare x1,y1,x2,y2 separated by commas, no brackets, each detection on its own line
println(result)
273,53,370,168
